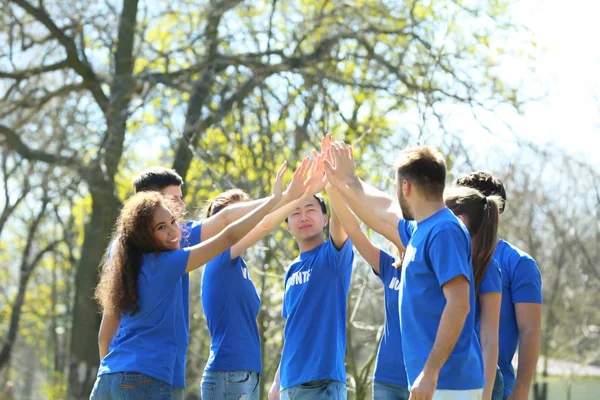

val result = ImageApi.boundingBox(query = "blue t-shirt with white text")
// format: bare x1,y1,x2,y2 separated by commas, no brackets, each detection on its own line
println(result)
373,250,408,387
398,208,484,390
280,239,354,389
201,248,262,373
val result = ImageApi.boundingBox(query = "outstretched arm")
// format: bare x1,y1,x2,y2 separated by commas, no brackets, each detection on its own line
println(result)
185,162,286,272
324,143,404,250
230,157,321,259
326,184,380,272
200,196,273,242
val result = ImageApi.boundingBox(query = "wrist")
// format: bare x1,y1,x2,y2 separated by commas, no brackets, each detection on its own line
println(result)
511,383,529,398
422,365,440,378
344,174,359,187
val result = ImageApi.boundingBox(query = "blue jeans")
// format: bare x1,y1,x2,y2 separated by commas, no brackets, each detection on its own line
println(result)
201,370,260,400
493,367,504,400
281,380,347,400
90,372,173,399
373,381,410,400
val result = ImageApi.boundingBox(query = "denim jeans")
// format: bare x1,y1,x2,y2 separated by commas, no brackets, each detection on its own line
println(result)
373,381,410,400
200,370,260,400
492,367,504,400
90,372,172,399
280,380,347,400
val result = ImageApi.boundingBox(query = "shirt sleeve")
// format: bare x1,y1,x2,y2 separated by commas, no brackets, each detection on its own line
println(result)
181,220,202,247
145,248,190,288
398,219,417,247
479,259,502,295
511,256,543,303
326,237,354,273
427,225,472,287
375,249,396,284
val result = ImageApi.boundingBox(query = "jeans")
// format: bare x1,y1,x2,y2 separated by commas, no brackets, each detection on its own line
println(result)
200,370,260,400
90,372,172,399
280,380,346,400
373,381,410,400
492,367,504,400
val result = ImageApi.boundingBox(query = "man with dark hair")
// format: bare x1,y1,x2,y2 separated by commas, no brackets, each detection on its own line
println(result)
268,147,354,400
99,166,284,399
324,143,484,400
133,166,184,194
456,172,542,400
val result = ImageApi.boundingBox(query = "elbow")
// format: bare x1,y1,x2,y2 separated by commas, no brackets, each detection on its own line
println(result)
450,297,470,319
521,321,542,338
224,223,244,245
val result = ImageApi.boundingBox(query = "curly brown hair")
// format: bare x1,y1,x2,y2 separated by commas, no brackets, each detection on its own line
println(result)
94,191,178,316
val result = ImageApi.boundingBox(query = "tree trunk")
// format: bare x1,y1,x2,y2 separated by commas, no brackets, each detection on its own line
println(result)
67,193,120,398
67,0,139,396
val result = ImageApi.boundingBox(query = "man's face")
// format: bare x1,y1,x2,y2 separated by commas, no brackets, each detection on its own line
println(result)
286,198,327,242
396,173,414,221
161,185,186,213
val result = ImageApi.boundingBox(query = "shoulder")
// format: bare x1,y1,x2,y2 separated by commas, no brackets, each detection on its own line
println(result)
499,240,538,269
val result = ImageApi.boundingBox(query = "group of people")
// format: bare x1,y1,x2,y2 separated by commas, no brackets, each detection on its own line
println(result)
90,136,542,400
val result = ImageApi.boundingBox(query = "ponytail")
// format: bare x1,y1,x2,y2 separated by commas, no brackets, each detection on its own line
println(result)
445,186,502,292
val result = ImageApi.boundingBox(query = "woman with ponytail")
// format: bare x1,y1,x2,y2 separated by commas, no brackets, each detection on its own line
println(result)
445,186,504,400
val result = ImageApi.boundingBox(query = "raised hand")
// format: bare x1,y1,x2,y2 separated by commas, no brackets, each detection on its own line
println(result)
320,133,333,156
324,141,356,186
283,157,312,201
304,153,328,196
272,161,288,201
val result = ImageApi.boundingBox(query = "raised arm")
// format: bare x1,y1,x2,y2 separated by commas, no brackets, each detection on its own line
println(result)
326,184,380,272
230,157,317,259
185,162,286,272
200,196,273,242
324,143,404,250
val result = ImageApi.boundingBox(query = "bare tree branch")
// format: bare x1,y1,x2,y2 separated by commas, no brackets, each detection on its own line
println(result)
0,124,81,167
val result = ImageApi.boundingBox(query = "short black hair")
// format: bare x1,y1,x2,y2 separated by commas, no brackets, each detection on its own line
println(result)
132,167,184,193
455,171,506,213
313,193,328,215
285,194,328,222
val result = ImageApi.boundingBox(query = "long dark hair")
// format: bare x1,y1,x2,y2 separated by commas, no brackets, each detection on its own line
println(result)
94,192,175,316
445,186,502,292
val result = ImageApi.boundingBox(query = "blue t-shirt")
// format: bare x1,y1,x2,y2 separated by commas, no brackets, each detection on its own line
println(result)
398,208,484,390
494,239,542,398
98,248,191,385
103,221,201,387
475,259,502,339
201,249,262,373
372,250,408,387
280,239,354,389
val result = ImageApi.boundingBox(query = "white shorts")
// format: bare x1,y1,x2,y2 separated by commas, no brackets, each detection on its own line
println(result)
433,389,484,400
